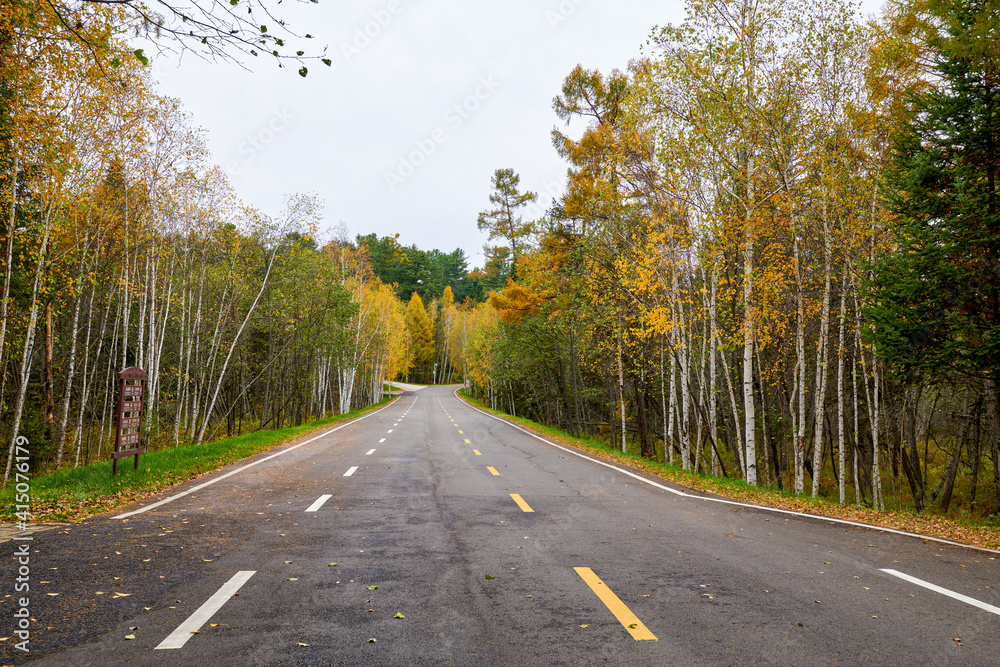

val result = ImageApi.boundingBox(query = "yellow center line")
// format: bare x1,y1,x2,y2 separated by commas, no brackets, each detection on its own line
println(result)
473,449,481,455
458,430,464,434
573,567,657,641
487,466,500,476
464,439,471,444
509,494,534,513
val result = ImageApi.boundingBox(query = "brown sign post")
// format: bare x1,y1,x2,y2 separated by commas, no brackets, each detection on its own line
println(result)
113,367,147,475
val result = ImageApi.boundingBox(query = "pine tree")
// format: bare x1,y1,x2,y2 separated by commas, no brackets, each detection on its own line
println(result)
866,0,1000,399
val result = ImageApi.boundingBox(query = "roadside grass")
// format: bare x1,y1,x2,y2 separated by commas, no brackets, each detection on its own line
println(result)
2,398,392,523
457,390,1000,552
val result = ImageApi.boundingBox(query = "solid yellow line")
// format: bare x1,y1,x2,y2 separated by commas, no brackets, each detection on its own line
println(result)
574,567,657,641
487,466,500,476
509,494,534,513
473,450,481,456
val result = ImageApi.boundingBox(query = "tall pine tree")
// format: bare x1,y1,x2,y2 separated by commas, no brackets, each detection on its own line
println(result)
867,0,1000,403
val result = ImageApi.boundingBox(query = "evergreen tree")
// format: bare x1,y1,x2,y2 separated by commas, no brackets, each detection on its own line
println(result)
477,168,537,281
866,0,1000,400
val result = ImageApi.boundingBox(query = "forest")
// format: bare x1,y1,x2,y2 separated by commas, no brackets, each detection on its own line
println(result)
0,2,424,480
446,0,1000,519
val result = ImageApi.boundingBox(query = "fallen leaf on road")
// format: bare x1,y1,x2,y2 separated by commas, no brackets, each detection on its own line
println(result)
329,563,337,567
368,638,376,643
298,642,310,647
367,586,377,590
394,613,405,619
485,574,494,579
287,578,298,582
579,624,589,628
124,635,135,640
46,593,58,596
284,561,292,564
210,624,218,627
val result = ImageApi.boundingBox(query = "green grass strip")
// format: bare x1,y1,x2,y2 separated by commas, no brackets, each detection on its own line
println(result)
2,398,393,523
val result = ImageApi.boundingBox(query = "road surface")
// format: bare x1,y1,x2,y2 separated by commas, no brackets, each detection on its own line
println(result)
3,385,998,665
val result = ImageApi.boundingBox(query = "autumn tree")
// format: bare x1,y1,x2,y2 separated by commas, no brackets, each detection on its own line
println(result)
405,292,435,383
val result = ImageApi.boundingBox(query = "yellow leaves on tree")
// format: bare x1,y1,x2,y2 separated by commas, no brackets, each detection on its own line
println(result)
488,279,541,325
405,292,435,370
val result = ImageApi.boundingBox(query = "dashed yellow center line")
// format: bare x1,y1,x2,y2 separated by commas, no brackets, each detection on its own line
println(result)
473,450,482,456
459,430,464,434
574,567,657,641
509,494,534,513
464,439,471,444
487,466,500,476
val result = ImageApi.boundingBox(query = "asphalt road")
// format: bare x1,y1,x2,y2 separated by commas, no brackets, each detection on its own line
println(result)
3,384,1000,665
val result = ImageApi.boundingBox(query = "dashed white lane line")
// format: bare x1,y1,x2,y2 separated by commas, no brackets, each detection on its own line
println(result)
305,495,333,512
387,429,393,433
379,438,386,443
115,400,397,519
156,571,255,649
366,448,376,455
344,466,359,477
880,569,1000,614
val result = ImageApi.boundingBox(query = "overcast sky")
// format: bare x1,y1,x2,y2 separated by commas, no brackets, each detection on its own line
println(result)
150,0,882,269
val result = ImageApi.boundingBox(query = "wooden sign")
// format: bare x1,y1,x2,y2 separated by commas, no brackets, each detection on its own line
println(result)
113,367,147,475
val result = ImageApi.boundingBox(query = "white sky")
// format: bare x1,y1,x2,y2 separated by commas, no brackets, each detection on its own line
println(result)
149,0,883,269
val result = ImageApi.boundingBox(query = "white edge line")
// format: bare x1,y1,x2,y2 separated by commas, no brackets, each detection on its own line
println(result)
880,568,1000,614
366,448,376,455
454,389,1000,556
305,494,333,512
116,399,397,519
155,570,255,649
344,466,359,477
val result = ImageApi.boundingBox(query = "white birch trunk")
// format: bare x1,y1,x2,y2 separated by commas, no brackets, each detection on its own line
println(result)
836,265,848,504
811,203,833,497
4,219,50,484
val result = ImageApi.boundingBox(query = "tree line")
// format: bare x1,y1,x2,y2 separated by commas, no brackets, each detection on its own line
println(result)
455,0,1000,518
0,3,413,481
